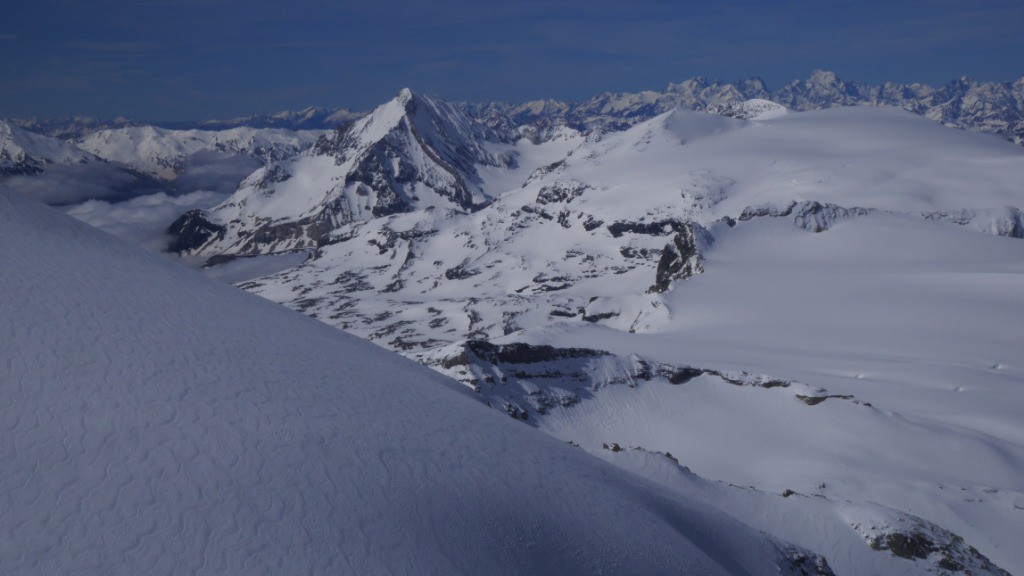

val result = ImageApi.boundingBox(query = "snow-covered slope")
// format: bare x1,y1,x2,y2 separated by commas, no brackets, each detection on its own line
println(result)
1,190,838,575
1,120,98,175
201,100,1024,575
76,125,323,180
0,121,163,205
235,105,1024,348
169,89,518,256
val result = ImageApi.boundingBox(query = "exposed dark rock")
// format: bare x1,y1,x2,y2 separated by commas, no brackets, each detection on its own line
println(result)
619,246,654,259
796,394,854,406
873,532,933,560
536,180,589,204
866,525,1010,575
783,549,835,576
523,159,566,186
0,161,44,176
166,209,225,254
203,253,237,267
249,163,292,190
465,340,609,365
738,200,872,232
444,262,481,280
439,350,469,369
661,367,704,384
738,202,798,221
365,225,437,256
607,219,688,238
583,216,605,231
922,206,1024,239
252,213,334,249
387,335,447,351
648,221,707,293
582,311,619,323
503,402,529,420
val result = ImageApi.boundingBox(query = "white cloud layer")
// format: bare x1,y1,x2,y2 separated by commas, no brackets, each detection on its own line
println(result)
65,189,229,251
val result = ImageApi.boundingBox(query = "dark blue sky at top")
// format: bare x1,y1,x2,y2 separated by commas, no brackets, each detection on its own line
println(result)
1,0,1022,121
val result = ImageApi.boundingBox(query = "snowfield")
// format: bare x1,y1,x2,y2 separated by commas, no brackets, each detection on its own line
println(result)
0,191,834,575
7,83,1024,575
171,92,1024,575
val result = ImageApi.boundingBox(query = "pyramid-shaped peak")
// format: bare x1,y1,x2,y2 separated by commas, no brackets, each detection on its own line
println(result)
350,88,497,148
392,87,441,114
396,87,416,103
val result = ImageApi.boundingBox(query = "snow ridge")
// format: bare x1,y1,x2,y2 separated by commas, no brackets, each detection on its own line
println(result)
0,120,97,175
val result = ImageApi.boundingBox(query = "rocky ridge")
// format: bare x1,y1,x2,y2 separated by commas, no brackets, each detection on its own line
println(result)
169,89,516,256
461,70,1024,145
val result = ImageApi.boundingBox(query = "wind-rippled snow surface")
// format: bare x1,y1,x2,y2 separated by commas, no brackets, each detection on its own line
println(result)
0,191,827,575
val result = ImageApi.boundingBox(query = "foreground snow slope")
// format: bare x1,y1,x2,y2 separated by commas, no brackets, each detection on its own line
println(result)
0,191,829,575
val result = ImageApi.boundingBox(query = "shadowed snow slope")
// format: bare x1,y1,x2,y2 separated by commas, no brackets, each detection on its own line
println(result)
0,191,827,575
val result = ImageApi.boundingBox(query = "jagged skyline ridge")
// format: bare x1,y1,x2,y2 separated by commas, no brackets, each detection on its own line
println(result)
10,70,1024,146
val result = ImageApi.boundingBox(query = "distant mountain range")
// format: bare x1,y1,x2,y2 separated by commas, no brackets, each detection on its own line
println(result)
461,70,1024,145
9,70,1021,145
6,106,363,140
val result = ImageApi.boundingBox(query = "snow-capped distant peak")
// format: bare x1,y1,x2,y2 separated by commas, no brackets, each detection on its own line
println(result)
0,120,96,174
75,125,323,180
170,89,518,256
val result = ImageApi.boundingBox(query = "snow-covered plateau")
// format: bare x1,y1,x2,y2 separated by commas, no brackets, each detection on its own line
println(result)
4,79,1024,575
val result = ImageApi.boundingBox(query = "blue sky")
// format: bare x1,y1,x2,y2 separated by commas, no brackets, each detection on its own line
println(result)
1,0,1022,120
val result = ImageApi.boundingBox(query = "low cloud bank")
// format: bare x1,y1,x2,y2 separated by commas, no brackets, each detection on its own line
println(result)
66,190,229,252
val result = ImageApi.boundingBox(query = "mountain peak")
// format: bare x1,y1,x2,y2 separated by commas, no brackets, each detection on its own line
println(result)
808,69,840,85
396,87,416,103
174,90,515,255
